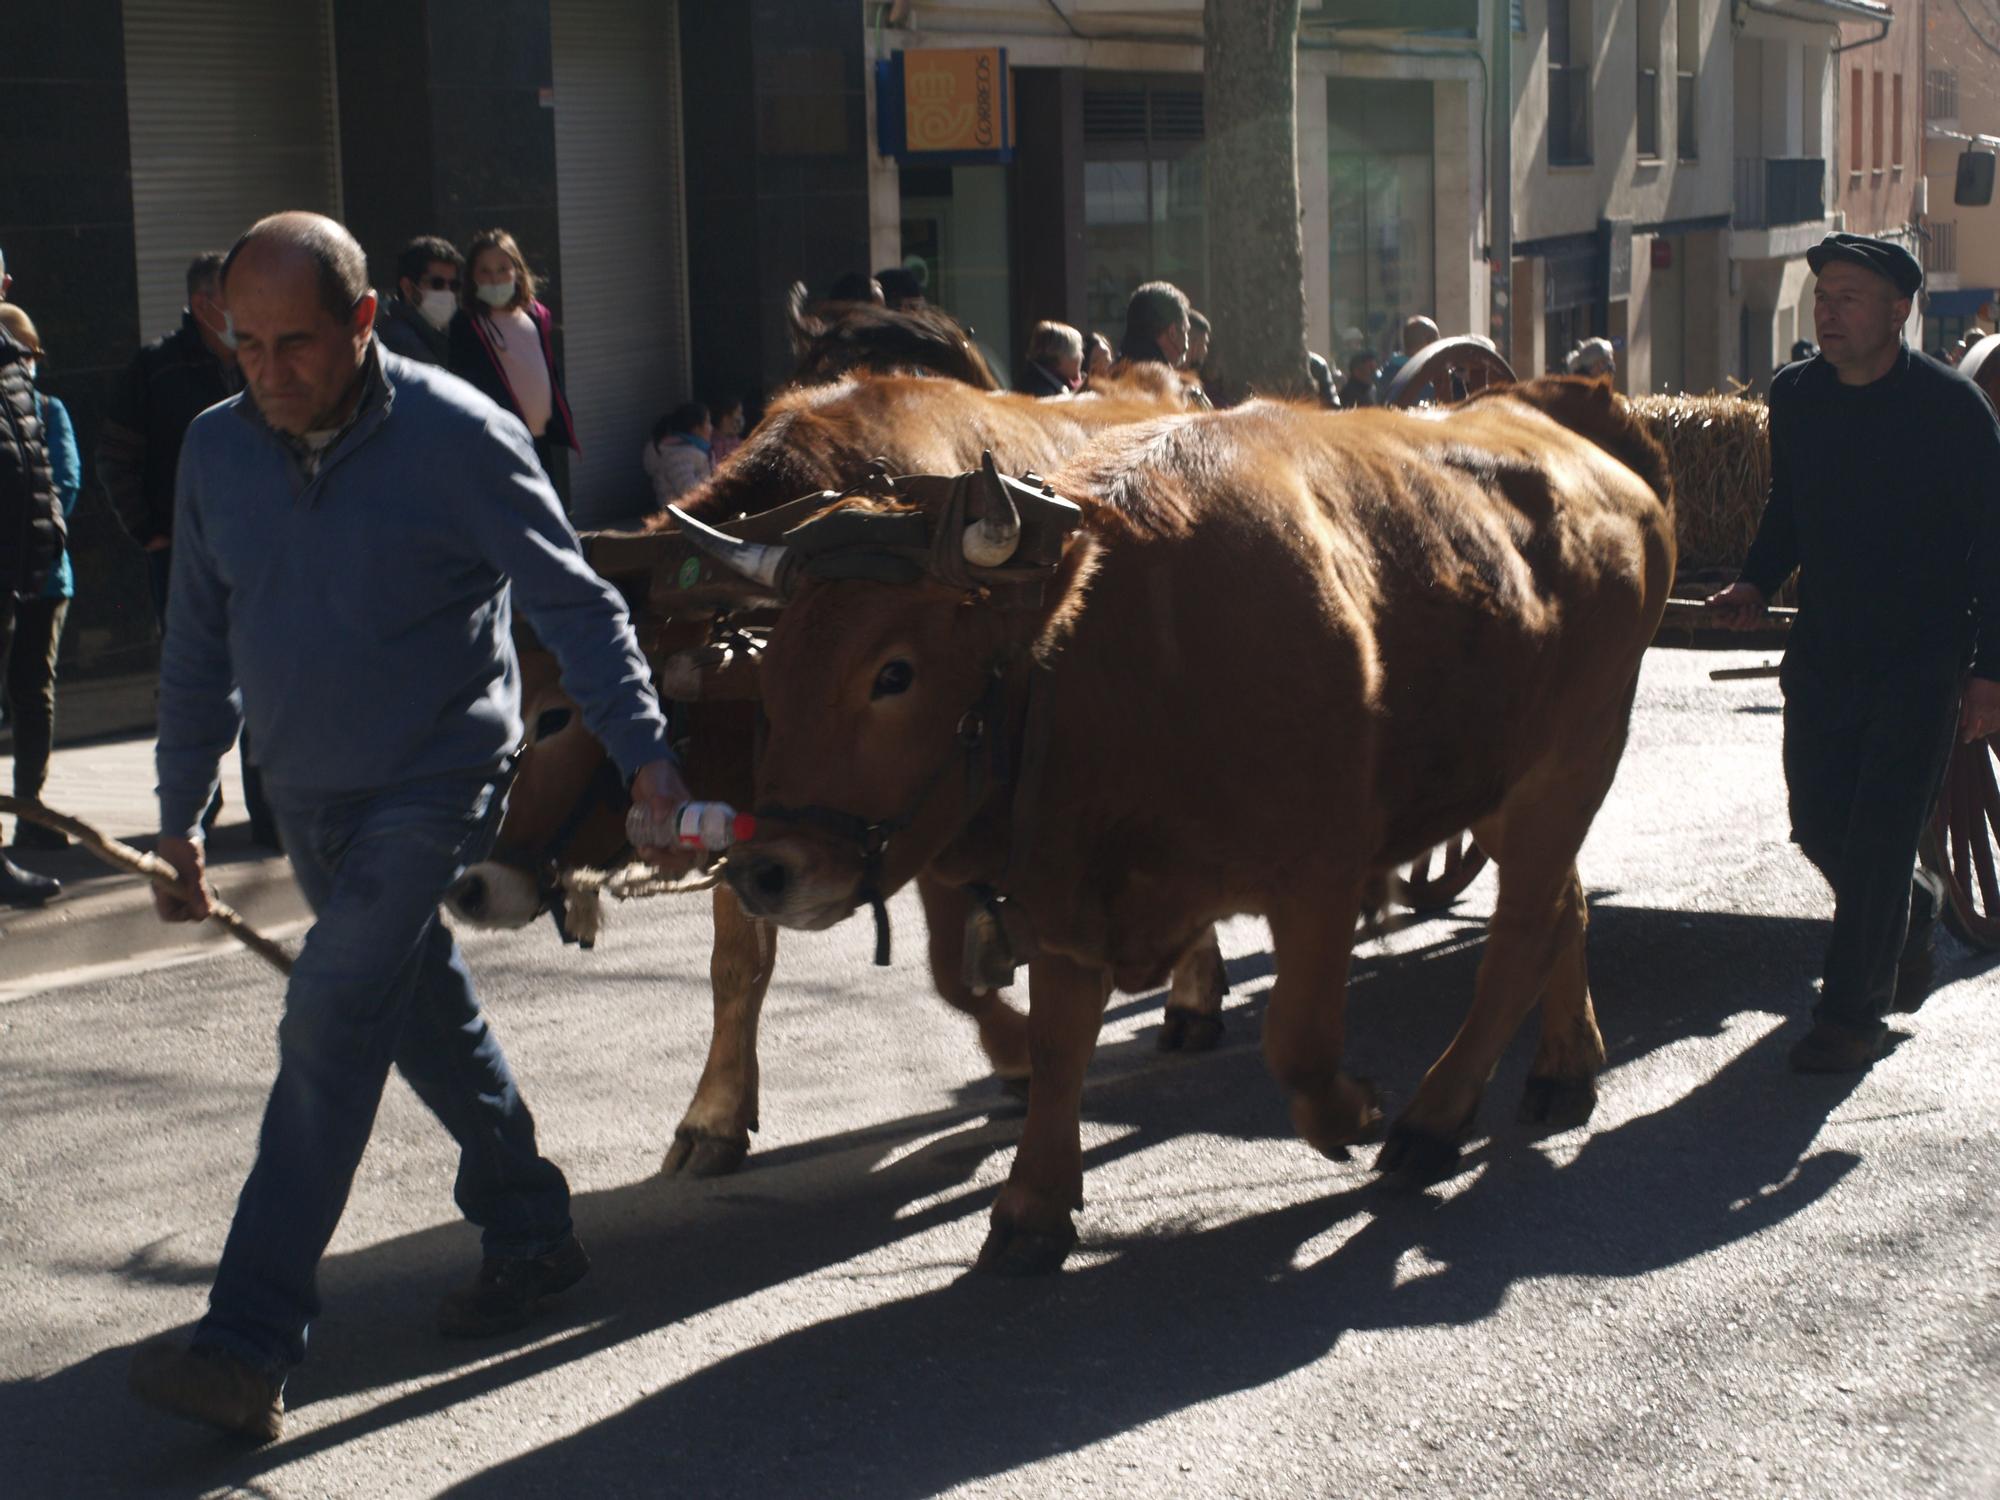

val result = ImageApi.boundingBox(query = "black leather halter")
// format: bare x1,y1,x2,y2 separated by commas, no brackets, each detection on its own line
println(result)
754,664,1012,965
491,754,630,947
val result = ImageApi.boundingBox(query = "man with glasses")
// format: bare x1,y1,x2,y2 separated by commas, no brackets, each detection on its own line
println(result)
375,234,463,366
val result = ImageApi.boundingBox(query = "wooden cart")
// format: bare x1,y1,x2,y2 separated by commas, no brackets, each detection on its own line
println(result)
1383,333,2000,947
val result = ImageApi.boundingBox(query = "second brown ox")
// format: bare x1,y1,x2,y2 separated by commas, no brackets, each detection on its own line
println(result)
703,376,1676,1274
446,368,1214,1176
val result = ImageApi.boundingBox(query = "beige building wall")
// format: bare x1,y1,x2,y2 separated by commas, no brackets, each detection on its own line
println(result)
1509,0,1734,392
1511,0,1734,240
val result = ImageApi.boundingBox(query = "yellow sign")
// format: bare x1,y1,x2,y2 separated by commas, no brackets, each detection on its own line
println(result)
902,48,1010,154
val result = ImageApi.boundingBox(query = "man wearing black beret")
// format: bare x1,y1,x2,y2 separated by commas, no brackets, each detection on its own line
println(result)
1708,232,2000,1071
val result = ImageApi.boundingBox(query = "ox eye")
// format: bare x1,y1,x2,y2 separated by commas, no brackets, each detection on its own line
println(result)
533,707,574,740
872,660,915,699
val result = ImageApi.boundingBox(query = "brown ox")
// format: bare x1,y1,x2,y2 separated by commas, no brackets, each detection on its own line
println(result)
784,281,1001,390
447,370,1214,1177
709,377,1675,1273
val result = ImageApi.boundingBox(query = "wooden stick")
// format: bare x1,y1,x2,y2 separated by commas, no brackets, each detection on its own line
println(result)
1709,664,1782,681
0,795,294,975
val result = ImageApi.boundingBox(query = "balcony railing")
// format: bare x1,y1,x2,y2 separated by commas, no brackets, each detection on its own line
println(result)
1925,220,1958,275
1734,156,1826,228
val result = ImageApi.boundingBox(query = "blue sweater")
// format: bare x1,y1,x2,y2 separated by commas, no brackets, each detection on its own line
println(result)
156,346,670,841
37,392,78,600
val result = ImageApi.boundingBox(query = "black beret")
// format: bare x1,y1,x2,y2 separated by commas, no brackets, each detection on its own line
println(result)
1806,232,1923,297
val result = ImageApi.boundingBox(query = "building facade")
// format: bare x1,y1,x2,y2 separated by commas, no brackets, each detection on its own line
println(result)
862,1,1491,384
1507,0,1736,393
1918,0,2000,353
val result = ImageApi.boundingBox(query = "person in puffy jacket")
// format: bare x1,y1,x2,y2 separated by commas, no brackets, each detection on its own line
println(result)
0,313,65,906
642,402,713,510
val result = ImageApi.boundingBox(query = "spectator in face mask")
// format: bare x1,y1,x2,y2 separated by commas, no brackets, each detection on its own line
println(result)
376,235,462,366
449,228,578,479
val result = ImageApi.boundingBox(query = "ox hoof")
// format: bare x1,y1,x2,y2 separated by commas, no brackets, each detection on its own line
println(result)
974,1217,1078,1277
1374,1122,1463,1185
1518,1074,1599,1130
660,1130,750,1179
1158,1010,1225,1053
1291,1077,1384,1160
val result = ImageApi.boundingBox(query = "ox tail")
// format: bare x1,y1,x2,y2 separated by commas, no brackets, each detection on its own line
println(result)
785,281,825,358
1491,375,1675,515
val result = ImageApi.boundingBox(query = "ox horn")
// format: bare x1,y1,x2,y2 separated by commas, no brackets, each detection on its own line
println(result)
962,450,1021,568
668,506,791,593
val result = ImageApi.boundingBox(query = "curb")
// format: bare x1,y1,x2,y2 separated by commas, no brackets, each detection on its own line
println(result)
0,855,308,990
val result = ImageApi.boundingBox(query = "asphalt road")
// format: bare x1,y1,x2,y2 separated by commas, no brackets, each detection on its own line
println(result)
2,648,1996,1499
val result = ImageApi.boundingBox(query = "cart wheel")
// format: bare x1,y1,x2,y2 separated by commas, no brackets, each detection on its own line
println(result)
1384,337,1517,409
1403,832,1490,912
1920,735,2000,951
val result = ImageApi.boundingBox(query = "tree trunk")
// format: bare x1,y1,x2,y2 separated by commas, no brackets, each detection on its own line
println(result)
1203,0,1309,403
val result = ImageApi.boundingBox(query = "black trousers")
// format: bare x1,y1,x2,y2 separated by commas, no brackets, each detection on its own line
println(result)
7,595,68,807
1782,666,1961,1025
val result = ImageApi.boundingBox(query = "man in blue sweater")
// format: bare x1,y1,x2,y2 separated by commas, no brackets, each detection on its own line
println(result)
129,213,690,1443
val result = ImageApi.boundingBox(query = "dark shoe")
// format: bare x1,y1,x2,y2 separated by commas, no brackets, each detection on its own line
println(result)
12,818,69,851
1891,922,1938,1014
437,1232,590,1338
1788,1016,1888,1074
248,816,284,853
0,854,59,908
129,1338,283,1443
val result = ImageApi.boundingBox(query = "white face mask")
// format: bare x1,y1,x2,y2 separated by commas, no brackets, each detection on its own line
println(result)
418,287,458,331
476,278,516,309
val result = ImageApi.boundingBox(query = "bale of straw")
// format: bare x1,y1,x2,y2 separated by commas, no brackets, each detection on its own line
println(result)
1628,392,1770,576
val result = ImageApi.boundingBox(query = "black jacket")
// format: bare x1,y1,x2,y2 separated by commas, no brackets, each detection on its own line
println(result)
96,313,238,545
447,304,578,453
376,297,449,366
1742,347,2000,694
0,328,64,598
1015,361,1069,399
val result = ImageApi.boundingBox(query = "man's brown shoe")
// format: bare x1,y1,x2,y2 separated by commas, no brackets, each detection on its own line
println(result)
129,1339,283,1443
1788,1016,1888,1074
437,1232,590,1338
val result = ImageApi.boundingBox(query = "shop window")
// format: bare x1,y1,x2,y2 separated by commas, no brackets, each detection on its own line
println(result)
900,163,1017,386
1328,78,1436,364
1081,78,1207,334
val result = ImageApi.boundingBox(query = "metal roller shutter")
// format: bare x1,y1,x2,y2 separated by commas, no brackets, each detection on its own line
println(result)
551,0,690,527
123,0,343,341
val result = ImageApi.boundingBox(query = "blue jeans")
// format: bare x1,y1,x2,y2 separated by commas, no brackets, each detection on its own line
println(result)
195,770,572,1377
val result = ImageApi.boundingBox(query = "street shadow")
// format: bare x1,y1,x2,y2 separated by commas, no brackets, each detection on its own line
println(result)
443,964,1864,1500
2,901,1862,1496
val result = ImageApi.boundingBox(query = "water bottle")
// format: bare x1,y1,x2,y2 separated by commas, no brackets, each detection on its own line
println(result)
673,801,757,851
